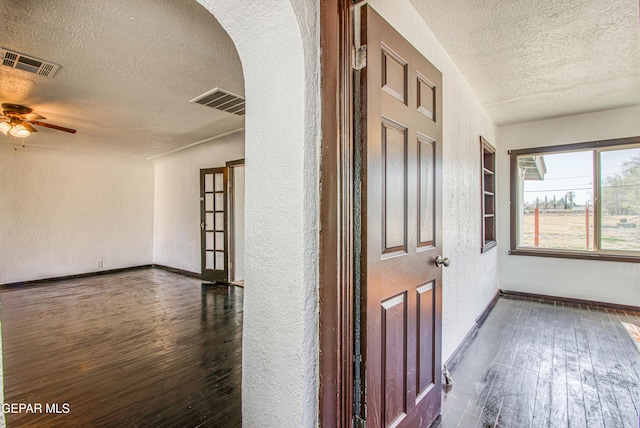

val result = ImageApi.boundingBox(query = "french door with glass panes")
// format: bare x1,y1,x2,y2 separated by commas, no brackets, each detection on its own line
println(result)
200,167,228,282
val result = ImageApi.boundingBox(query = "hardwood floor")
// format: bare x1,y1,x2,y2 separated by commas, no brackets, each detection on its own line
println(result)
439,296,640,428
0,268,242,427
5,270,639,427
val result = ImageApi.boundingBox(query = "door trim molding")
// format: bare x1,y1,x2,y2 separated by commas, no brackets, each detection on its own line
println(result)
319,0,355,426
226,159,245,284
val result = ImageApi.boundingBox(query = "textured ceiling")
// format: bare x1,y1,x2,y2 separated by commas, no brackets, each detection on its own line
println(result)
1,2,638,158
409,0,640,125
0,0,243,158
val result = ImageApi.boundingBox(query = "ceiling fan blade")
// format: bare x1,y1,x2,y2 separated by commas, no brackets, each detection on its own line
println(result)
30,121,77,134
22,112,46,121
21,122,38,132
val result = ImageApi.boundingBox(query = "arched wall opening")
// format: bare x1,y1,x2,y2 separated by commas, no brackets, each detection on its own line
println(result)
194,1,320,426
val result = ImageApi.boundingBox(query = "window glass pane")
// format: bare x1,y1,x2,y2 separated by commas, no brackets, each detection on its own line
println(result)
205,194,214,211
600,148,640,251
518,151,594,251
215,252,224,270
205,213,214,231
215,173,224,191
215,212,224,231
215,232,225,251
205,174,214,192
215,193,224,211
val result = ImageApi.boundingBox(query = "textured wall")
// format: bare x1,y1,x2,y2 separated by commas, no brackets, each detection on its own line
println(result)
0,144,154,284
368,0,500,364
195,1,319,426
498,106,640,305
152,131,244,274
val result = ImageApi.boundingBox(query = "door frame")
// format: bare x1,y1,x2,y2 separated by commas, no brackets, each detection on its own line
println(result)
226,159,245,284
200,167,229,283
319,0,362,426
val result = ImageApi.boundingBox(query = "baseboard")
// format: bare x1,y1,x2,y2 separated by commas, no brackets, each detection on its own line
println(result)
1,265,153,288
476,290,500,325
1,264,205,288
444,324,479,374
152,264,200,279
499,289,640,313
445,290,500,373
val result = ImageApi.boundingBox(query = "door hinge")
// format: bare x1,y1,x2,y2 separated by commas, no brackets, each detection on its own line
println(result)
353,415,366,428
353,45,367,70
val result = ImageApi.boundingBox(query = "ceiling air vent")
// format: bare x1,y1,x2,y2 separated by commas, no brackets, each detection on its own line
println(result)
190,88,245,116
1,48,60,78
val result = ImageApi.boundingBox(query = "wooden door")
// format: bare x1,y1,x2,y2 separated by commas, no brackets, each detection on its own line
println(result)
358,6,443,427
200,167,228,283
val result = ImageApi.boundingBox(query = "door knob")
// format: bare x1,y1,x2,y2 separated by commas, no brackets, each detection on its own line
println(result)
435,255,450,267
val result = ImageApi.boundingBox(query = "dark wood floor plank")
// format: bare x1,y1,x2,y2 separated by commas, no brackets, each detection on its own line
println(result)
574,308,606,428
565,306,588,428
512,368,538,428
531,301,555,427
595,308,640,427
608,309,640,412
513,299,546,428
582,307,626,428
0,269,242,427
473,300,523,427
495,302,536,427
549,302,569,428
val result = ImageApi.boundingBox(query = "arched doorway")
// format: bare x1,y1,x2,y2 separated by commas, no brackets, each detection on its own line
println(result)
195,1,320,425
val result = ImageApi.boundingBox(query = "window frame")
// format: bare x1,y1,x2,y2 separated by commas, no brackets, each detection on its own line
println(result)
509,135,640,263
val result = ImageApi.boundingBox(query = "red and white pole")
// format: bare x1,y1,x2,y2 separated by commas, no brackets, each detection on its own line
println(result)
534,208,539,247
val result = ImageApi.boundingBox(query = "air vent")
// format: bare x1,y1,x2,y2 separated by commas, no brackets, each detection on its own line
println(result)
1,48,60,78
190,88,245,116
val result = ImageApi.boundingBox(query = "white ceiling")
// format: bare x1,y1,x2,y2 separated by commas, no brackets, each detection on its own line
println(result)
0,0,244,158
1,1,638,158
409,0,640,125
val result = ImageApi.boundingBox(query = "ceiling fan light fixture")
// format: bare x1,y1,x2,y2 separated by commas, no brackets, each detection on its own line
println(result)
9,124,30,138
0,122,11,135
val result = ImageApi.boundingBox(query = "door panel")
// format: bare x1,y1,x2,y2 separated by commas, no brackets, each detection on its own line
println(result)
382,119,408,253
201,167,228,282
359,6,443,427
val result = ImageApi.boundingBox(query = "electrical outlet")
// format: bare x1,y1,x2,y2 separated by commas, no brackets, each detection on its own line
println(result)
97,261,103,268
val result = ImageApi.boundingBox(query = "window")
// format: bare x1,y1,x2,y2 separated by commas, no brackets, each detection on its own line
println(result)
481,137,496,252
509,136,640,261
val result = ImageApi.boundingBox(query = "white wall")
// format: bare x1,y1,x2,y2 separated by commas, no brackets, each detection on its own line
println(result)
0,143,154,284
194,1,320,426
152,131,244,274
368,0,500,362
498,106,640,306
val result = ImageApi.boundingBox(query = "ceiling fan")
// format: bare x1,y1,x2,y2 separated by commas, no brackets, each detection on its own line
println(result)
0,103,76,138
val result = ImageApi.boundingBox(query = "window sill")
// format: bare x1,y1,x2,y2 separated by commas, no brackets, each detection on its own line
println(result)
481,241,497,253
508,248,640,263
